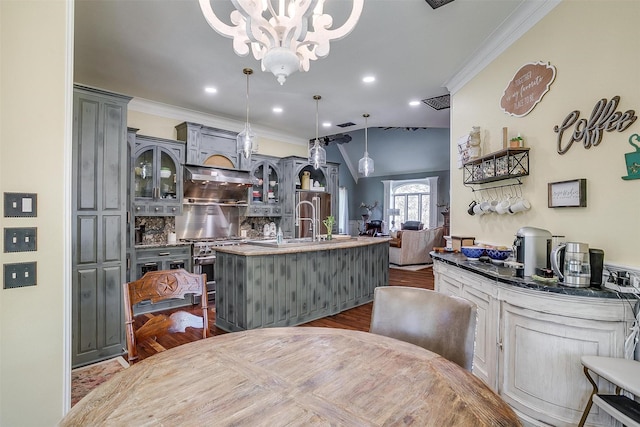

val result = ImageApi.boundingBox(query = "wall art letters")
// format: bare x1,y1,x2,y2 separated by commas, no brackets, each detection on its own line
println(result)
553,96,637,155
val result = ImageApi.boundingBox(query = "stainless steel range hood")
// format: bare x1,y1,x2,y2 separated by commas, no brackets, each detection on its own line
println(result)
183,164,255,205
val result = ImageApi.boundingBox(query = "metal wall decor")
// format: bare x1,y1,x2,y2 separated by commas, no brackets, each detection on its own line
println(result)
553,96,637,155
500,62,556,117
622,134,640,181
548,179,587,208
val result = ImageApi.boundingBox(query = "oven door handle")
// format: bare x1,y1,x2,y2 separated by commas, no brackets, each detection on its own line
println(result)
194,255,216,263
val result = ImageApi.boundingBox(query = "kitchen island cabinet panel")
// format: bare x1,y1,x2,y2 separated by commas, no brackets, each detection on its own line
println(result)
215,239,388,332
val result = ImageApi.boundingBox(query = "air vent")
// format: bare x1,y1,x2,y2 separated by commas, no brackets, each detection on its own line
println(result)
336,121,356,128
422,94,450,110
425,0,455,9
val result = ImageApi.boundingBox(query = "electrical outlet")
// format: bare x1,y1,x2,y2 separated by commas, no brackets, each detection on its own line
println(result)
3,262,37,288
4,227,37,252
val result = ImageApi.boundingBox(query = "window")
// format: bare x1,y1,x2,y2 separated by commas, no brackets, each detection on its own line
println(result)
384,177,438,230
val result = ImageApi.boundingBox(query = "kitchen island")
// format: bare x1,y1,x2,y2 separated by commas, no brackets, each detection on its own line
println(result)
214,236,389,332
431,252,636,427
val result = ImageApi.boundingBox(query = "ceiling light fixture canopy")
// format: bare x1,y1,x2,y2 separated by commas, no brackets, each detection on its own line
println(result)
309,95,326,169
199,0,364,85
238,67,258,159
358,113,374,177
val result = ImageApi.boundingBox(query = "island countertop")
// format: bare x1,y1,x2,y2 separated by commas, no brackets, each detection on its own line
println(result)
431,251,621,299
215,236,390,256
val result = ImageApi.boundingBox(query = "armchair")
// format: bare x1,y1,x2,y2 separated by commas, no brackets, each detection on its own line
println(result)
389,226,444,266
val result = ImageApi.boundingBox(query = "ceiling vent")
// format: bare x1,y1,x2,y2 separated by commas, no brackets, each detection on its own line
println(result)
336,121,356,128
425,0,455,9
422,94,450,110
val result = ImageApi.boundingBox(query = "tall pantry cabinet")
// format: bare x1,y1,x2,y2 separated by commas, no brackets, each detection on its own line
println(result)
72,85,131,367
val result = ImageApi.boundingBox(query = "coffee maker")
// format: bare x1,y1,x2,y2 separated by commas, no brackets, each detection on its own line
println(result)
513,227,552,277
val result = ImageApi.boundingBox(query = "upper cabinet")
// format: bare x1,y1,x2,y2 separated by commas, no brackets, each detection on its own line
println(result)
131,130,185,216
246,154,282,217
176,122,251,171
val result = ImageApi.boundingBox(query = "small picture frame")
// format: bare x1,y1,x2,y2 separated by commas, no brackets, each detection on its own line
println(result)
548,179,587,208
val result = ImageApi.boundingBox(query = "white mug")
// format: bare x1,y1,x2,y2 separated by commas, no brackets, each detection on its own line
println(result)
495,199,511,215
509,198,531,213
473,203,486,215
479,201,492,213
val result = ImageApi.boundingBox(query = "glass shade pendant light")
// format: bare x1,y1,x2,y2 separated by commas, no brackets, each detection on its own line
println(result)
237,67,258,159
308,95,326,169
358,113,374,177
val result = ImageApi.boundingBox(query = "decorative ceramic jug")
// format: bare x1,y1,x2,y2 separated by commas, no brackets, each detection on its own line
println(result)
301,171,311,190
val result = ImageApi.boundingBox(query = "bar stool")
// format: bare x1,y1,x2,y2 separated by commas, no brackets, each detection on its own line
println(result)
578,355,640,427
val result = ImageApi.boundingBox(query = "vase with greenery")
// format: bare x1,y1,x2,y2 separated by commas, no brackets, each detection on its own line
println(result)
323,215,335,240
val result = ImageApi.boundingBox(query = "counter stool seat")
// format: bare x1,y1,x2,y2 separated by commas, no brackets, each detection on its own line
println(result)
578,355,640,427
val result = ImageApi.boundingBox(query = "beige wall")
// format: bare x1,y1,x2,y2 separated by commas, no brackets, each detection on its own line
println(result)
128,110,308,158
450,0,640,267
0,0,70,425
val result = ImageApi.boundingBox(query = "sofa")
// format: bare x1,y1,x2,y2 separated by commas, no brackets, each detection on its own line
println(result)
389,226,444,266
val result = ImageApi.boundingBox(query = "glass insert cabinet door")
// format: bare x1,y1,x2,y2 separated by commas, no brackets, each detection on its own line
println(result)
134,148,177,199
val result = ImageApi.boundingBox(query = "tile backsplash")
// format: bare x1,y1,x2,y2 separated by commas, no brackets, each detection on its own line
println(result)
136,216,175,245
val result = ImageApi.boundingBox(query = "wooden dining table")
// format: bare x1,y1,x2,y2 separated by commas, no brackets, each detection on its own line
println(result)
61,327,522,426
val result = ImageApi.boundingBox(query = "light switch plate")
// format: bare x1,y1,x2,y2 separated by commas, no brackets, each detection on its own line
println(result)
4,227,37,252
4,262,37,288
4,193,37,217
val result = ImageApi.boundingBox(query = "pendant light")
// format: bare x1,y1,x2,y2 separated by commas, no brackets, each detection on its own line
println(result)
308,95,326,169
358,113,374,177
237,67,258,159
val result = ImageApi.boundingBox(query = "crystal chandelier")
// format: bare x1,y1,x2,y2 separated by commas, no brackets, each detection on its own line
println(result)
358,113,373,177
199,0,364,85
308,95,326,169
237,67,258,159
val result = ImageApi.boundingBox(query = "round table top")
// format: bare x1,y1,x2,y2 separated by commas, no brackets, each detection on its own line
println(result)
62,327,521,426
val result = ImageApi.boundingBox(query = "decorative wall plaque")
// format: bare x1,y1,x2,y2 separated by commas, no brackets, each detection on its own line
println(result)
500,62,556,117
548,179,587,208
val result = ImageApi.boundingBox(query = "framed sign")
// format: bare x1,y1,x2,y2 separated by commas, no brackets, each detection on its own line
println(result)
548,179,587,208
500,61,556,117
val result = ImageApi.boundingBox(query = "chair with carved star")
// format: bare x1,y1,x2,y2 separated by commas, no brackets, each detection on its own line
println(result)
123,269,209,364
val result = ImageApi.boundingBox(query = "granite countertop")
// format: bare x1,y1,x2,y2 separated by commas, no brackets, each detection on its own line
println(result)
215,236,390,256
431,251,621,299
134,242,192,249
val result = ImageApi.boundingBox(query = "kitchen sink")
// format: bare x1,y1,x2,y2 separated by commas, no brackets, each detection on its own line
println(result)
248,236,355,248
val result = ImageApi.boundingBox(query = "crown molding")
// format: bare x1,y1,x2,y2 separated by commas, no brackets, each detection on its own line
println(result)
337,144,359,183
444,0,561,95
128,97,307,146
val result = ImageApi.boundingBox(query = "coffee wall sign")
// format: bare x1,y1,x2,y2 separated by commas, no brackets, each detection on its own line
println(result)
500,61,556,117
553,96,637,155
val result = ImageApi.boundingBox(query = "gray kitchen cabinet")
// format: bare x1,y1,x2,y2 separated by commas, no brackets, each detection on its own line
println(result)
131,130,184,216
278,157,339,238
176,121,250,171
246,154,282,217
72,85,131,367
132,245,193,313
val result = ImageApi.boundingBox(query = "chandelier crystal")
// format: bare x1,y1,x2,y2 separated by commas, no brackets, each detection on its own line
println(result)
199,0,364,85
308,95,326,169
238,67,258,159
358,113,373,177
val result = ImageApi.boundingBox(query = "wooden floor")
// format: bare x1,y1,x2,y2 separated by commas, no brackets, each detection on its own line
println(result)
131,266,434,362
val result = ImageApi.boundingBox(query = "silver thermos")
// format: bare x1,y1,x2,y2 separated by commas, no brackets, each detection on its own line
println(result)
513,227,552,277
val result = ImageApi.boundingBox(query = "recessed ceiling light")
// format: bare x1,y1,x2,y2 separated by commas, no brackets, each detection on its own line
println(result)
273,107,283,113
362,75,375,83
204,87,217,94
322,122,331,127
409,100,420,107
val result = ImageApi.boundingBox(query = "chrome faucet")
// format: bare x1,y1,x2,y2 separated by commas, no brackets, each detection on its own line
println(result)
295,196,320,241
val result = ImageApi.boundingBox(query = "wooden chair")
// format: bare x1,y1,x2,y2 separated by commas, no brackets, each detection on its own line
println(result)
123,269,209,363
369,286,477,370
578,355,640,427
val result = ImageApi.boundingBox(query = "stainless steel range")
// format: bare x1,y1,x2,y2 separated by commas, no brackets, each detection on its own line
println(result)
182,238,245,301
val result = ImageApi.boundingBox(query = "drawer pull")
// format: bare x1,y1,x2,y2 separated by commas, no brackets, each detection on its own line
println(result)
158,252,171,256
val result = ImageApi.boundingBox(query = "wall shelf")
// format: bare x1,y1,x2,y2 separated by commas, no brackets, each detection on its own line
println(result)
463,148,530,185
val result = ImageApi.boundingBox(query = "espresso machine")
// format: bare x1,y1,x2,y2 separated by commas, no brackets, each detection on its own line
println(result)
513,227,552,277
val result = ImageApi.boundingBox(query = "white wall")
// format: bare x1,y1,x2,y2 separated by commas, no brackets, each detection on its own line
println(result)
0,0,70,425
449,0,640,267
